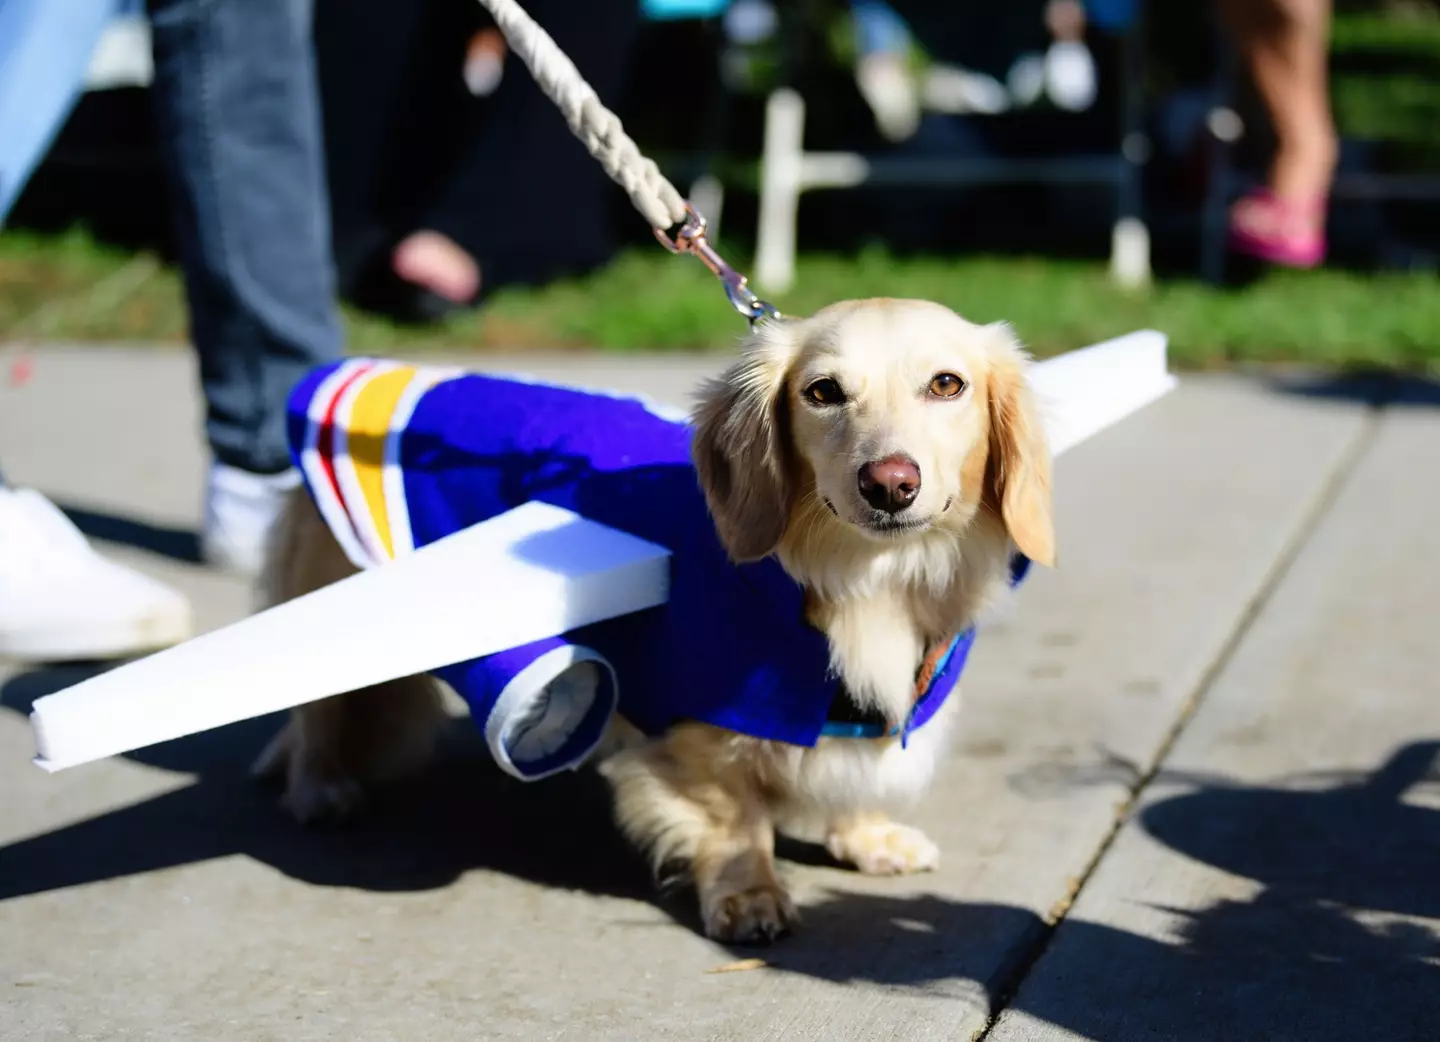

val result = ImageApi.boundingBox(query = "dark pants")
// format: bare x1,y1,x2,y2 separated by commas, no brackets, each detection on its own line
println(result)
422,0,642,287
316,0,641,300
146,0,344,475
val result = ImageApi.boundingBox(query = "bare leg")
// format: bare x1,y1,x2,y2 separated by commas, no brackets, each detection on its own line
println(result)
1219,0,1338,203
1219,0,1337,265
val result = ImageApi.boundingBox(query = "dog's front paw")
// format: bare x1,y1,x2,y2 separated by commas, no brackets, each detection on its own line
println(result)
826,814,940,875
701,883,798,946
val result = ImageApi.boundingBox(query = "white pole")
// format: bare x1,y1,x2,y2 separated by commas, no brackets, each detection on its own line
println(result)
755,87,806,294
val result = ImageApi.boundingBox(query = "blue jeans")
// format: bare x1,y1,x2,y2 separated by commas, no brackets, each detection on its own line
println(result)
146,0,343,475
0,0,342,477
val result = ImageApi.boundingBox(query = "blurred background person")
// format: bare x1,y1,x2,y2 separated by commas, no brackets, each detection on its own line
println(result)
0,0,192,660
0,0,343,659
1220,0,1336,268
870,0,1337,269
147,0,345,575
315,0,644,322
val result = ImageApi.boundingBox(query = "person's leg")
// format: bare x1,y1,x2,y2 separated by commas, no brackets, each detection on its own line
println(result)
1219,0,1337,266
313,0,445,299
384,11,503,309
146,0,344,573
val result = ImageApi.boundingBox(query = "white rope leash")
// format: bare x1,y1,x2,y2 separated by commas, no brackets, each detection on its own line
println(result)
473,0,688,231
472,0,778,321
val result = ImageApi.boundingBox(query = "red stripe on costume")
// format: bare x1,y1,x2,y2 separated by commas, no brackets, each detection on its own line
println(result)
317,362,374,554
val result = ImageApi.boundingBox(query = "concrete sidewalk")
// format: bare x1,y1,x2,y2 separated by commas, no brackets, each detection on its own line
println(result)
1,347,1436,1042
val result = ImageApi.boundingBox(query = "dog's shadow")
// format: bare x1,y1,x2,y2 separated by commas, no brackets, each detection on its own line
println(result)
1,663,871,943
0,665,1087,1008
0,664,660,903
8,663,1440,1024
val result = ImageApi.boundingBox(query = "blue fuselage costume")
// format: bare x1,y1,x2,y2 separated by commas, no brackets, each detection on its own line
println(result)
287,359,1028,780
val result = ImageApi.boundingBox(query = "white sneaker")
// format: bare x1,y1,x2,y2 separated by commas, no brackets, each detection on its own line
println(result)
0,486,193,661
201,463,301,579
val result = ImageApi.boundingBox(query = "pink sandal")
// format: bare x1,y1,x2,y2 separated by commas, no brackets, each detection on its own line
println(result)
1228,188,1327,268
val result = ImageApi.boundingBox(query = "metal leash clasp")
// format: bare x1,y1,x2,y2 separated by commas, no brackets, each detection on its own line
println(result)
654,204,780,325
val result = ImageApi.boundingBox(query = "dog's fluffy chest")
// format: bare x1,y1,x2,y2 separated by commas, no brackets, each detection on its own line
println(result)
782,693,964,817
808,568,982,722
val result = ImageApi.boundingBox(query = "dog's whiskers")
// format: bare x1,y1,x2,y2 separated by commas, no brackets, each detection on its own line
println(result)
795,491,830,557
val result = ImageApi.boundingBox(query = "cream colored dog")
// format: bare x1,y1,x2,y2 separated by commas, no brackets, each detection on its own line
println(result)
255,298,1055,945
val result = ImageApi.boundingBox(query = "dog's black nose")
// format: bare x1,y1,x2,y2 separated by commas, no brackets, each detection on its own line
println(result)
858,455,921,513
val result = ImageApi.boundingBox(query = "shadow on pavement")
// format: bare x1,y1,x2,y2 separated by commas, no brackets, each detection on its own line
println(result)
55,501,202,563
0,664,649,905
1001,740,1440,1040
1140,741,1440,920
1265,371,1440,409
4,664,1438,1031
758,743,1440,1038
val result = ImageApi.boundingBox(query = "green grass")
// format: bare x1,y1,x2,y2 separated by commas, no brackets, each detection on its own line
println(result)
3,6,1437,372
1331,9,1440,168
3,229,1438,373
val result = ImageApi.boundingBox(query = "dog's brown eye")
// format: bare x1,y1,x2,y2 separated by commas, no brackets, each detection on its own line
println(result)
929,372,966,398
804,378,845,406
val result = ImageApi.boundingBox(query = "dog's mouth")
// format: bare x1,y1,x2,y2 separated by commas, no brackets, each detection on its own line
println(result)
858,512,933,537
823,495,940,538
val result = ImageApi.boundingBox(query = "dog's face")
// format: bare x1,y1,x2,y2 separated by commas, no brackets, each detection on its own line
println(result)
786,302,994,539
691,298,1054,568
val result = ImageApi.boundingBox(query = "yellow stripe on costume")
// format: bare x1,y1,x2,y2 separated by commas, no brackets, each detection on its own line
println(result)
343,365,420,560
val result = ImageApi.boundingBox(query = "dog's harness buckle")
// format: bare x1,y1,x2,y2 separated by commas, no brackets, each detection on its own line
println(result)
653,203,780,327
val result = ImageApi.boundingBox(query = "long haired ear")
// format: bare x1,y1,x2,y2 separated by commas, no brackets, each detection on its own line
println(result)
983,324,1056,567
690,325,797,562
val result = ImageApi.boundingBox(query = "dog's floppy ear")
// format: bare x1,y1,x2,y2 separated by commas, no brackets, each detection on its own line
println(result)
690,324,797,562
982,324,1056,567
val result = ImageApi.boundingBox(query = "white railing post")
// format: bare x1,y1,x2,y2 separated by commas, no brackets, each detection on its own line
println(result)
755,87,805,293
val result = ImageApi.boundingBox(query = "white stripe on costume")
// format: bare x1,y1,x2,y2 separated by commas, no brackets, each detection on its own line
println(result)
300,359,374,572
383,365,464,558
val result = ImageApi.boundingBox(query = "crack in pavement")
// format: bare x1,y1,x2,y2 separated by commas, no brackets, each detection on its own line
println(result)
972,375,1396,1041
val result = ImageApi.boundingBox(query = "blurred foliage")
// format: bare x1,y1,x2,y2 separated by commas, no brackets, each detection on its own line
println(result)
4,229,1438,373
1331,4,1440,168
3,0,1440,372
